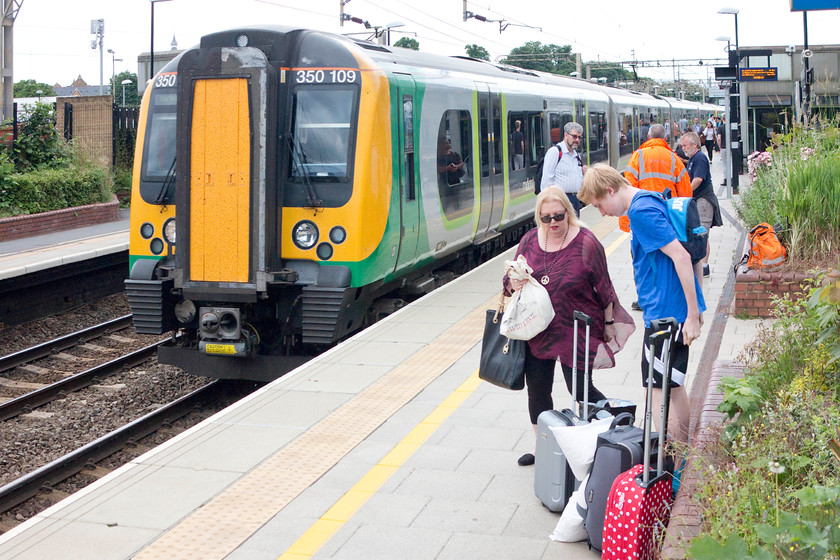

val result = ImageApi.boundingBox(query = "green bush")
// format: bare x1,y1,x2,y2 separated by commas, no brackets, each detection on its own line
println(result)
2,161,112,216
9,101,70,171
735,119,840,266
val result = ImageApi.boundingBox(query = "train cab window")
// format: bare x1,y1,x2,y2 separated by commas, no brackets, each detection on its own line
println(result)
139,85,177,204
287,87,358,207
436,110,474,220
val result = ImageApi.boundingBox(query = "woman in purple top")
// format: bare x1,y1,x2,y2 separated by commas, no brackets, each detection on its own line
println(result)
505,186,634,466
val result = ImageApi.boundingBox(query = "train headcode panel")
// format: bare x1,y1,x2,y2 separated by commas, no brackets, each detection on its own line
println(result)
293,68,359,84
739,67,778,81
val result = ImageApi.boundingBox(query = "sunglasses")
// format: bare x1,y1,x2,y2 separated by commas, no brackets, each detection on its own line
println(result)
539,212,567,223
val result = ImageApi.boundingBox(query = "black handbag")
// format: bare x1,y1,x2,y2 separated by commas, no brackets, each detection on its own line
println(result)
478,293,526,390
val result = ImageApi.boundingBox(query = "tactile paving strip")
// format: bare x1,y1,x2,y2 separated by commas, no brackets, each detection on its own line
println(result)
133,297,496,560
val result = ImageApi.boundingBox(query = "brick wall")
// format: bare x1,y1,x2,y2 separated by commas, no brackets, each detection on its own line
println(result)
733,269,810,318
0,197,120,241
660,361,746,559
55,95,113,165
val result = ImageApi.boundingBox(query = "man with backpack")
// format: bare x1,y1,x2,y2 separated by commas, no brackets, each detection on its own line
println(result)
539,122,587,216
621,123,693,309
681,132,723,279
578,164,706,448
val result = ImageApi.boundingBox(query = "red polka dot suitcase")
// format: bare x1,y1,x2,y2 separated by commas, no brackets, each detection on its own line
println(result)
601,464,672,559
600,322,677,559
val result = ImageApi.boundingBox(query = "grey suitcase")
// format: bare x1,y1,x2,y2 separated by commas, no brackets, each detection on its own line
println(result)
533,311,593,512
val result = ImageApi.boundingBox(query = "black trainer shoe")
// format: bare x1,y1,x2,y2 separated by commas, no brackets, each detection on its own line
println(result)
518,453,535,466
631,300,642,311
703,264,710,277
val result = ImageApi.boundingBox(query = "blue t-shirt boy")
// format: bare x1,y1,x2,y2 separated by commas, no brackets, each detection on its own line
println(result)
628,192,706,326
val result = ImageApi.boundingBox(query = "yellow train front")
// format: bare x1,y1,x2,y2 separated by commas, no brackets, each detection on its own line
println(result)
125,25,535,380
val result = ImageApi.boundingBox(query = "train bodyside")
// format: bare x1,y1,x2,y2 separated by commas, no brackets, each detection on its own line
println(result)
124,25,712,381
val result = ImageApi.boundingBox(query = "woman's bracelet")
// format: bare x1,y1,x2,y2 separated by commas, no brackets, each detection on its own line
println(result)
604,319,615,325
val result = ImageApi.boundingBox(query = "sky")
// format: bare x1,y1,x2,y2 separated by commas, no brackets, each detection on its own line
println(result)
11,0,840,90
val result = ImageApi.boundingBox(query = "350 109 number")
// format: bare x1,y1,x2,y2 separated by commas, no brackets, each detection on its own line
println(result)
295,69,357,84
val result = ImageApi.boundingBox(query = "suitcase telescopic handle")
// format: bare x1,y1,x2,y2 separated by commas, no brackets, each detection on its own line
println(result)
573,310,592,325
572,311,592,419
642,329,672,485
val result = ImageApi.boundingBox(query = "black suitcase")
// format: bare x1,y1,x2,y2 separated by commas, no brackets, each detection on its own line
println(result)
533,311,594,511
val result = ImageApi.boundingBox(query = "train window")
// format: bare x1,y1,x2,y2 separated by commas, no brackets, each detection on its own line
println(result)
139,86,177,204
290,88,355,180
529,113,544,163
436,110,474,220
508,113,525,172
549,113,561,144
491,95,502,174
575,104,587,156
588,111,607,162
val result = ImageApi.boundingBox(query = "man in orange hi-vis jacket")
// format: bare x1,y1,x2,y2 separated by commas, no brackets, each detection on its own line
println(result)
620,123,693,311
619,124,692,233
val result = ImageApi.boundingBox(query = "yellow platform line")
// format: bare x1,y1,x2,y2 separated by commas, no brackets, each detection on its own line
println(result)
279,372,482,559
604,232,630,256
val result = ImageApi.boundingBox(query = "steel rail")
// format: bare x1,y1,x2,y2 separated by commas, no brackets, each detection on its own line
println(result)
0,315,133,373
0,380,225,515
0,338,167,422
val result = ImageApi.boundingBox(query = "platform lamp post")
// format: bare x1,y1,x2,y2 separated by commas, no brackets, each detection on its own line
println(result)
718,7,741,192
716,36,733,198
121,79,132,107
150,0,173,82
107,49,122,103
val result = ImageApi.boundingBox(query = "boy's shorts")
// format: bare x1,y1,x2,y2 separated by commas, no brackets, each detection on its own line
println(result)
641,324,689,389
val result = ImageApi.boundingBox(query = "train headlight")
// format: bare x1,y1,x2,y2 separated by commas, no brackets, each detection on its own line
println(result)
316,243,333,261
150,238,164,255
292,221,319,249
174,300,196,324
162,218,176,245
140,222,154,239
329,226,347,244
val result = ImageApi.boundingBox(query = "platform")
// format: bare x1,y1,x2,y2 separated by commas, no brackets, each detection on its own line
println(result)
0,158,760,560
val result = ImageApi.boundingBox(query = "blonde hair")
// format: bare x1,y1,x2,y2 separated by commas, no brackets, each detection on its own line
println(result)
578,164,630,203
534,186,581,227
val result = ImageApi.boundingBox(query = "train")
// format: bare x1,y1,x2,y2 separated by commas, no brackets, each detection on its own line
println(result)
124,24,719,381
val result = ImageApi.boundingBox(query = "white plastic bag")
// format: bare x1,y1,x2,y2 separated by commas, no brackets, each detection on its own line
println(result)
500,255,555,340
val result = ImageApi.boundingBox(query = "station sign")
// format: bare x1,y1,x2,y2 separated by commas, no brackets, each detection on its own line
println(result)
790,0,840,11
740,67,778,81
708,84,726,98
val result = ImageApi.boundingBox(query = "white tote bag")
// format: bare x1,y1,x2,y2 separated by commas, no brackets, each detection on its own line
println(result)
500,255,555,340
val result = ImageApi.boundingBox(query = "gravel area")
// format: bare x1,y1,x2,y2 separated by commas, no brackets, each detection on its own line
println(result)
0,293,132,357
0,361,208,487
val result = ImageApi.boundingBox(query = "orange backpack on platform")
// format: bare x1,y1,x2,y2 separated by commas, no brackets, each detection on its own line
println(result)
746,223,786,269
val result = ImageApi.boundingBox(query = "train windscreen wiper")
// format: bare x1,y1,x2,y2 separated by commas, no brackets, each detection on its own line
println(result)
152,157,176,205
287,137,323,209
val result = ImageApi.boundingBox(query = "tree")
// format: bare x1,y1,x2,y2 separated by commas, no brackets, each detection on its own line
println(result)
501,42,575,75
585,64,635,84
393,37,419,51
111,71,140,107
14,79,55,98
465,44,490,61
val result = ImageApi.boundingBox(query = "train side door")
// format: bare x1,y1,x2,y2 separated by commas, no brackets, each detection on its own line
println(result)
474,82,503,243
393,73,419,272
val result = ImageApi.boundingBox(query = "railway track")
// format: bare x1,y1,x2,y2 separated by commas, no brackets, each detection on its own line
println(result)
0,380,230,516
0,314,250,533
